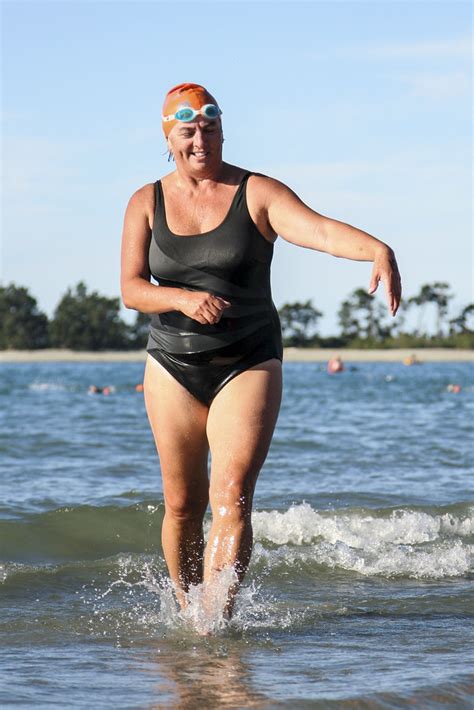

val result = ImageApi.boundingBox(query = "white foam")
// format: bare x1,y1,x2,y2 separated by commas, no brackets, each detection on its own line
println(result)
251,503,473,579
252,503,473,547
29,382,67,392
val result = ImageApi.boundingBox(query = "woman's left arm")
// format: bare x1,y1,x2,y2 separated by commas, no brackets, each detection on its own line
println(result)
262,177,402,316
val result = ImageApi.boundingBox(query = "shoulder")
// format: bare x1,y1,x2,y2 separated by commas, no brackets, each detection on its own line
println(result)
127,182,156,209
247,173,294,206
125,182,158,229
241,172,291,243
246,173,297,221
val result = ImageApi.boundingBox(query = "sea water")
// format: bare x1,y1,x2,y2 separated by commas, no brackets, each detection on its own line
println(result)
0,360,473,708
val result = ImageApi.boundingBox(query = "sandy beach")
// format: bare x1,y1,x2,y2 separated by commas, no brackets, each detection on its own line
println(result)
1,348,472,363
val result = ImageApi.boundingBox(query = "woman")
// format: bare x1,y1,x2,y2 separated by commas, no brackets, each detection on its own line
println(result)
120,83,401,618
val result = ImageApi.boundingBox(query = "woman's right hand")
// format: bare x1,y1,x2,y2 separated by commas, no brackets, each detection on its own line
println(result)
177,291,231,325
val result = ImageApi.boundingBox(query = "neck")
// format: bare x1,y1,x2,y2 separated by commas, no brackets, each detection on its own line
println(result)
174,160,228,189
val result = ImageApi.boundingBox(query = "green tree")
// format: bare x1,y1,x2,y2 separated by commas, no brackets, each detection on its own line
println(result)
338,288,392,342
278,300,323,347
50,282,129,350
0,284,50,349
431,282,453,336
449,303,474,334
338,299,361,340
409,284,433,335
409,282,453,336
128,311,150,349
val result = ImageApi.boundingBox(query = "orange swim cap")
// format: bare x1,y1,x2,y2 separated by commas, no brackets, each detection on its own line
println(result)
162,82,220,138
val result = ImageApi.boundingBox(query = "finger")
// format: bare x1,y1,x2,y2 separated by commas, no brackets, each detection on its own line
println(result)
194,301,218,323
388,291,395,316
391,287,401,316
200,311,218,324
381,274,394,309
368,268,380,295
368,280,379,295
204,304,221,321
201,303,226,324
392,294,400,316
215,297,231,310
391,277,402,314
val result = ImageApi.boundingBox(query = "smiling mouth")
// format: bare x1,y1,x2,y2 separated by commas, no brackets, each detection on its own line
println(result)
191,151,209,158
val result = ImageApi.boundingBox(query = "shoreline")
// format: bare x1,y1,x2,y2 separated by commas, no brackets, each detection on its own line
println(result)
0,348,473,363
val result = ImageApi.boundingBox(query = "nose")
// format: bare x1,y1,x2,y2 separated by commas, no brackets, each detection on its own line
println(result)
193,126,207,149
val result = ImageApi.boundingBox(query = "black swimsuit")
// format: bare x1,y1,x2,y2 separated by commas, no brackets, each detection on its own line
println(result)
147,172,283,405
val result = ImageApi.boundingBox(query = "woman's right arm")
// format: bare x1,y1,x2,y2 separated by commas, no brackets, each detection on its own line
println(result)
120,185,230,324
120,184,184,314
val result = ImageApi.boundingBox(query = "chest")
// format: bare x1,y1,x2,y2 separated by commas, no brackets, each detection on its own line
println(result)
163,186,238,236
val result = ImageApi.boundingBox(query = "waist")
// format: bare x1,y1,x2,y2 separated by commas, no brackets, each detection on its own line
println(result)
147,307,281,356
149,322,282,363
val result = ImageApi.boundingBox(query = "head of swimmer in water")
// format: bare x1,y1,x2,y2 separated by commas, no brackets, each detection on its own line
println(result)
162,83,224,171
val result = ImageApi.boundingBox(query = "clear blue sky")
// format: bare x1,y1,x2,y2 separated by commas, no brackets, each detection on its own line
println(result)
3,0,472,335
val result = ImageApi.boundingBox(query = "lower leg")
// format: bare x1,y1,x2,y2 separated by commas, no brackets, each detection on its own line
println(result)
162,511,206,607
203,507,253,617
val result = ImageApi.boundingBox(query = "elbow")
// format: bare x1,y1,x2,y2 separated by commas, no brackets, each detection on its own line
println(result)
122,292,138,311
121,282,137,310
122,296,135,310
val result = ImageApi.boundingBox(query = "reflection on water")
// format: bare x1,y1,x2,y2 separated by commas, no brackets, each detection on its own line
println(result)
145,642,269,709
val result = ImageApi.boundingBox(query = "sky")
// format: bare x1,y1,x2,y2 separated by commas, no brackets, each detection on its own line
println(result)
2,0,472,335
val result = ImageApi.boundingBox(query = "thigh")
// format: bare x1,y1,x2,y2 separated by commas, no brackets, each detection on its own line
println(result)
206,359,282,498
144,354,210,505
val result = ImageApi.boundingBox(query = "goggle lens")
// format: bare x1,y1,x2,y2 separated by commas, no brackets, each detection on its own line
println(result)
175,107,195,122
173,104,221,123
201,104,220,119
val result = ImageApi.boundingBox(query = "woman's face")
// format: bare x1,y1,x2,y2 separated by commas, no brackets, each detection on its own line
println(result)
167,117,223,174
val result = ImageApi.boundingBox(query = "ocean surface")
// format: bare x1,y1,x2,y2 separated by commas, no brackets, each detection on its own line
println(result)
1,359,473,708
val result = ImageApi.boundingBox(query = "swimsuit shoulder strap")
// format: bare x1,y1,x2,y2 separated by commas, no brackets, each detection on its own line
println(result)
230,171,254,213
152,180,167,239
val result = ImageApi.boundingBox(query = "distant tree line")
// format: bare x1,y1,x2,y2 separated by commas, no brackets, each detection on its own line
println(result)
0,281,473,351
0,282,148,351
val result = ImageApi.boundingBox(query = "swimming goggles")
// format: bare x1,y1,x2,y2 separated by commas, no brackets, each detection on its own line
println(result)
162,103,222,124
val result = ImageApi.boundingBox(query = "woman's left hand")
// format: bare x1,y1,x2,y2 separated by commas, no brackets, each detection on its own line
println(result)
368,247,402,316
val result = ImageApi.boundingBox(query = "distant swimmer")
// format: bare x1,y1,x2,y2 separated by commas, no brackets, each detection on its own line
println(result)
327,355,344,374
403,354,420,366
447,384,461,393
135,383,144,392
88,385,112,395
120,81,402,628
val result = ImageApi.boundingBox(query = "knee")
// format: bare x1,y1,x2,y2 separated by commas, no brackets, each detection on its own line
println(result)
209,479,254,523
164,490,208,522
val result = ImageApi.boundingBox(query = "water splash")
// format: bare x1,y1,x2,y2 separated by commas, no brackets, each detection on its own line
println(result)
80,556,302,640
